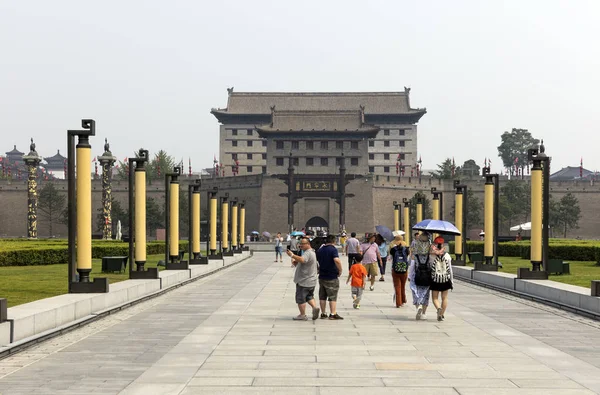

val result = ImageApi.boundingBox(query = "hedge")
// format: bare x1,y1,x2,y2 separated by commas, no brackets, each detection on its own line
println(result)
0,241,189,267
449,241,600,263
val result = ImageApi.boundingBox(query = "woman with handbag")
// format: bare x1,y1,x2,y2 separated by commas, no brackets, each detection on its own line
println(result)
408,232,433,320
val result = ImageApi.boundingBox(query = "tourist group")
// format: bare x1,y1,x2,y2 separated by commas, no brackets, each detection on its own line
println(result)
277,230,454,322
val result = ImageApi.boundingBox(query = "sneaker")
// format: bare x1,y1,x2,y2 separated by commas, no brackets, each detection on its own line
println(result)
312,307,320,321
421,314,428,320
379,277,385,282
352,301,357,309
369,285,374,291
293,315,308,321
320,313,328,319
356,304,360,309
329,313,344,320
437,308,443,322
441,314,445,321
416,305,423,320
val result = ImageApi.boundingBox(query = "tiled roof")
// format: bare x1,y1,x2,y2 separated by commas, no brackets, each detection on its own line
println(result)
5,145,23,155
256,110,379,134
44,149,67,162
212,90,425,115
550,166,593,181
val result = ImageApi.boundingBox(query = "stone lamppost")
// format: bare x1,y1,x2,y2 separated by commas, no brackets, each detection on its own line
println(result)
97,139,116,240
23,138,42,239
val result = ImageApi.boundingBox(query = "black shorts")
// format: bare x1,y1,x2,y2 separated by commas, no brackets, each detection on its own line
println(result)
430,280,453,291
295,284,315,304
319,278,340,302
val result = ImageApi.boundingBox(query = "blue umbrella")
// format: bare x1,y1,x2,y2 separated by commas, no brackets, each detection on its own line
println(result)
251,231,260,235
291,231,305,236
375,225,394,242
412,219,461,236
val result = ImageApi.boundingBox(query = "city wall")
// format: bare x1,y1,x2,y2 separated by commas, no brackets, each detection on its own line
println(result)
1,175,599,239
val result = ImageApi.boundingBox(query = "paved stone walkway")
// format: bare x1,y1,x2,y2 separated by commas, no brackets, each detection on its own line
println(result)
1,253,600,394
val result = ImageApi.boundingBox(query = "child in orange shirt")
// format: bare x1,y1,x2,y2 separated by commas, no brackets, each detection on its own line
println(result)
346,254,367,309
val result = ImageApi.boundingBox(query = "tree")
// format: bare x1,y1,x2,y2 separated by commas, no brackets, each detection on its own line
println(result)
448,189,482,228
409,192,433,225
432,158,458,179
146,197,164,236
499,180,530,229
497,128,539,176
556,193,581,238
179,190,189,237
114,149,176,182
460,159,480,178
95,197,129,236
38,183,66,237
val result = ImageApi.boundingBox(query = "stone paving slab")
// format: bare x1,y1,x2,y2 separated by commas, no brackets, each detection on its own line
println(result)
2,253,600,394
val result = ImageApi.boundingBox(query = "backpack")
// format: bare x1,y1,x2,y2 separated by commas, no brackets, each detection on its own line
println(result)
431,253,451,283
392,246,409,274
414,254,431,286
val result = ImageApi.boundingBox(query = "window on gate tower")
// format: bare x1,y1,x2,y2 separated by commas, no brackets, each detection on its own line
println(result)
276,141,284,149
351,141,358,149
351,158,358,166
232,140,238,147
306,141,314,150
336,141,343,149
399,141,405,147
276,158,284,166
384,141,390,147
369,140,374,147
292,141,299,150
369,153,374,160
384,166,390,173
306,157,314,166
384,154,390,160
321,141,328,150
321,157,328,166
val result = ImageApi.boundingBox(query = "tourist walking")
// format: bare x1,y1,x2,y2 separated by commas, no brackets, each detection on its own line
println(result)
389,235,409,307
339,233,347,255
409,232,432,320
274,232,284,262
346,254,367,309
289,235,300,256
287,237,321,321
316,234,344,320
345,232,362,270
376,234,388,282
360,233,382,291
430,236,453,321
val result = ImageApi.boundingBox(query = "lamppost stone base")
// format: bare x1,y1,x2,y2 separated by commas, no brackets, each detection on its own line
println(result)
208,253,223,260
222,250,234,257
517,268,548,279
451,259,466,266
166,261,189,270
188,257,209,264
233,248,243,254
130,268,159,279
474,262,499,271
70,278,109,293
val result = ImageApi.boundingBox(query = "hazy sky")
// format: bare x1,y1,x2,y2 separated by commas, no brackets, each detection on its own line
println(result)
1,0,599,173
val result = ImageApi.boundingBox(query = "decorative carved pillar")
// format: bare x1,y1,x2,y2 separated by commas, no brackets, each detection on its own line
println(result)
23,138,42,239
97,139,116,240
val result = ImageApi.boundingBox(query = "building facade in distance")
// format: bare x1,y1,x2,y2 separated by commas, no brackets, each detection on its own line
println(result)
211,89,426,177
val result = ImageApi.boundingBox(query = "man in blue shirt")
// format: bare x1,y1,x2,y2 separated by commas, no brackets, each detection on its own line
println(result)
316,234,344,320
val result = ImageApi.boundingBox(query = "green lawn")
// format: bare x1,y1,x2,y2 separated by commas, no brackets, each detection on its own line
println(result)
0,254,166,307
494,256,600,288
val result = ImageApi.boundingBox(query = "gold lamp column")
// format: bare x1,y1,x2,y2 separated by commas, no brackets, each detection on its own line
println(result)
164,166,188,269
67,119,108,293
530,157,543,269
208,189,220,259
416,197,423,224
221,194,233,256
483,173,494,265
187,179,207,264
454,186,464,260
239,201,246,250
129,149,158,279
402,198,410,245
231,200,239,253
393,201,400,231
